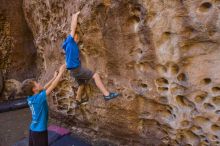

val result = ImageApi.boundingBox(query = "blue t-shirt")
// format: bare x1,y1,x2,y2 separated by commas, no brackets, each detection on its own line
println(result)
62,35,81,69
27,90,48,132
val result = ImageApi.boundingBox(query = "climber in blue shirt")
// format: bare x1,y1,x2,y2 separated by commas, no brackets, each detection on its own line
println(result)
21,64,66,146
62,11,119,106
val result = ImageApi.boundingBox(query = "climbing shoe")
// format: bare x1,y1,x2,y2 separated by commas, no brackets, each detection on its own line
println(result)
103,92,120,101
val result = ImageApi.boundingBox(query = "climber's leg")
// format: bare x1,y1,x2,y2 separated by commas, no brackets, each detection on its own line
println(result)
70,66,119,102
92,73,120,101
92,73,109,96
76,84,84,103
70,66,93,106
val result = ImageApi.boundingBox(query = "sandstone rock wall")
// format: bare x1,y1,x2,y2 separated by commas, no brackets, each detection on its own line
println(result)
23,0,220,145
0,0,38,100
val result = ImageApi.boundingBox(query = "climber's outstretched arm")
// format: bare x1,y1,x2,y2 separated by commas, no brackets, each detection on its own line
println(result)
71,11,80,38
46,64,66,96
44,71,58,90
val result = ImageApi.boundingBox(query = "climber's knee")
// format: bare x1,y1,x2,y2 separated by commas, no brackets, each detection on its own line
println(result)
92,72,98,79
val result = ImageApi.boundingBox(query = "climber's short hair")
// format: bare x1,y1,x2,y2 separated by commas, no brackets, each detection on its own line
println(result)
21,79,36,96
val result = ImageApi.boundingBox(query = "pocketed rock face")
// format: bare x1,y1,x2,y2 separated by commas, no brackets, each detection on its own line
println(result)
0,0,39,101
2,79,22,100
23,0,220,145
0,0,38,81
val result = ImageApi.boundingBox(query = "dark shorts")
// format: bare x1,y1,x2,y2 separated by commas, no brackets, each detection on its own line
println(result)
29,130,48,146
70,66,94,85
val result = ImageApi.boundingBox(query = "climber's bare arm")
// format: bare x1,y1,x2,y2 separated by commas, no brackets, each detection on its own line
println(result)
74,34,79,43
46,64,66,96
44,71,58,90
71,11,80,38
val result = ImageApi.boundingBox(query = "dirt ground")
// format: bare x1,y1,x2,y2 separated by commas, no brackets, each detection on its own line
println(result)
0,108,31,146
